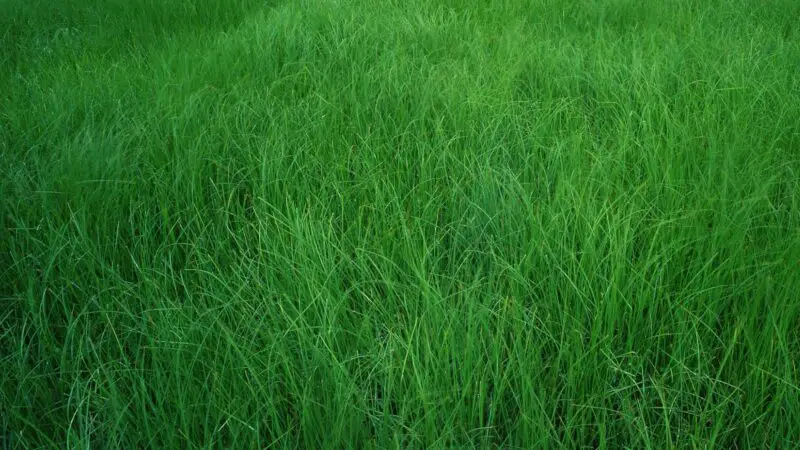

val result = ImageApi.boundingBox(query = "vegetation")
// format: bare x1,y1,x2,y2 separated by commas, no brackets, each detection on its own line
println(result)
2,0,799,447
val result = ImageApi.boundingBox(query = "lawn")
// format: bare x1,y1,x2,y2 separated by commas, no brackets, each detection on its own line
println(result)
2,0,799,447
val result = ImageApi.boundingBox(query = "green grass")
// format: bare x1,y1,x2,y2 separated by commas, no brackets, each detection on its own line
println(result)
2,0,800,447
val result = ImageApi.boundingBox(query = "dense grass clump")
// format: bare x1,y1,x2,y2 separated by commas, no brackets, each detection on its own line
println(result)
2,0,799,447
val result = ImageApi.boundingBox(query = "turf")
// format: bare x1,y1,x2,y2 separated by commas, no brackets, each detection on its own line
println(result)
2,0,800,447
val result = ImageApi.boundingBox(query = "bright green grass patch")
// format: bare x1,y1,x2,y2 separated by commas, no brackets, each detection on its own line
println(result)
2,0,799,447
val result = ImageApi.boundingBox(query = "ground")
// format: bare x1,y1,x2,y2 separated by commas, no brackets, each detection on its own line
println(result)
2,0,799,447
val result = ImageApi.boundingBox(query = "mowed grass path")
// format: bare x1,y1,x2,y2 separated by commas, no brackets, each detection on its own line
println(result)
2,0,799,447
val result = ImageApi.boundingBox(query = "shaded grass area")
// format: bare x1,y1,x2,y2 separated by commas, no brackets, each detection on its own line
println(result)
2,0,799,447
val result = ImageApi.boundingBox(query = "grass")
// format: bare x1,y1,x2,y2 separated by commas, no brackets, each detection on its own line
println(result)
1,0,799,447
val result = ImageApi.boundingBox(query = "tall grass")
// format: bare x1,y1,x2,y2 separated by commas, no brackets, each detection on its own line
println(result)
2,0,799,447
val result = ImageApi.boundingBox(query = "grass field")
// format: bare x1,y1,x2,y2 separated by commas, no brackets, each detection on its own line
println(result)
2,0,800,447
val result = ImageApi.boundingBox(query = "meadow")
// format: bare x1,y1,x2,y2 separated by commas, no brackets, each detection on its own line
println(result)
2,0,799,447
